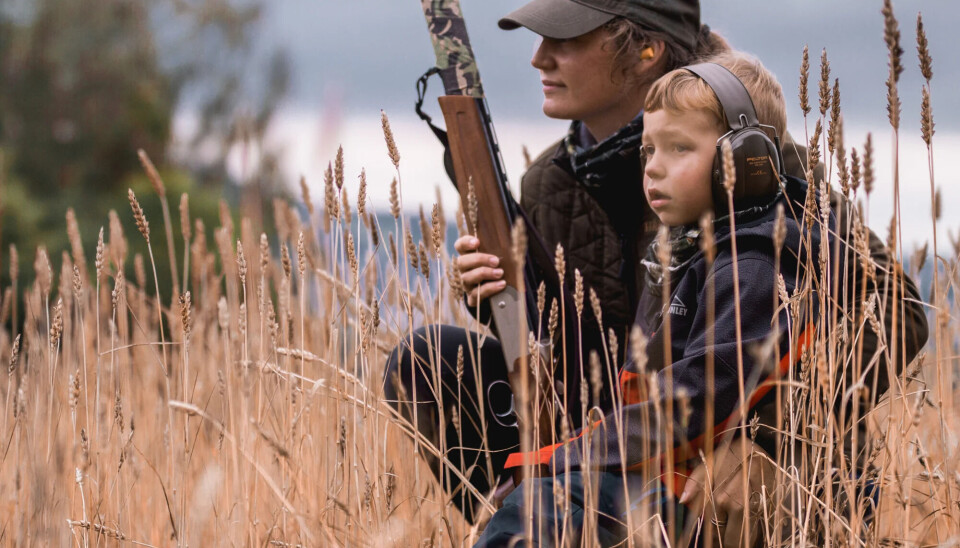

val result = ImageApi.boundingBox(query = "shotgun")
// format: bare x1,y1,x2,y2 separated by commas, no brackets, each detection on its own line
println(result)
417,0,552,441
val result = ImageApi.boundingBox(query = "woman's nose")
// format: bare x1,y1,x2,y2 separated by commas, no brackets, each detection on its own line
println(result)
531,37,556,70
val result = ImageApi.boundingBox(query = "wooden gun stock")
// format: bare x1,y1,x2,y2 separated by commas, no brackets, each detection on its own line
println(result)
438,95,554,443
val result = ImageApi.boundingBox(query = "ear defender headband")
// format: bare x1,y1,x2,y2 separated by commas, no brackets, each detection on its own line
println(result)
682,63,785,213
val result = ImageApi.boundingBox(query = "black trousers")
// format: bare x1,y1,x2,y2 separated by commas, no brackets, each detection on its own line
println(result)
384,325,520,524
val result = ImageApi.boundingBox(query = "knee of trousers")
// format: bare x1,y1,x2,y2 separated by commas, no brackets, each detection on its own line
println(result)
382,325,438,407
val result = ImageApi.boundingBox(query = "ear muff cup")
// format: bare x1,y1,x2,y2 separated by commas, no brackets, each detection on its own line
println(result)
711,127,782,206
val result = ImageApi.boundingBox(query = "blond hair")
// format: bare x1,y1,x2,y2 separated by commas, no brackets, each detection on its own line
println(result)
644,51,787,140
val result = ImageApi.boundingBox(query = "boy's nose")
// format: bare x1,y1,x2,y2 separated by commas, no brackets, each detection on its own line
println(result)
643,155,664,180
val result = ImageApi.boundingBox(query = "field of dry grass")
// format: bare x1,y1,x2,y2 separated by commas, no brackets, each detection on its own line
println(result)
1,5,959,547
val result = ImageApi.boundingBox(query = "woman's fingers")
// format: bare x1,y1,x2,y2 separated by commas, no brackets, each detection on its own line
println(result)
456,252,500,275
454,235,480,254
466,280,507,307
454,238,504,307
460,266,504,289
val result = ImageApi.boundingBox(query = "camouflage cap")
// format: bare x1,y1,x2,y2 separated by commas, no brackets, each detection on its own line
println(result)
499,0,701,51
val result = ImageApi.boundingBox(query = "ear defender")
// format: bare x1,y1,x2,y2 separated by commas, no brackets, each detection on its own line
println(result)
682,63,785,214
639,46,655,60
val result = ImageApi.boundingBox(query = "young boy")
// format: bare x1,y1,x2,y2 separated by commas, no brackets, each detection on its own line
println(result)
477,52,841,547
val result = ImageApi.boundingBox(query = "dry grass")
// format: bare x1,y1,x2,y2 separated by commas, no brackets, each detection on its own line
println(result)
1,7,959,547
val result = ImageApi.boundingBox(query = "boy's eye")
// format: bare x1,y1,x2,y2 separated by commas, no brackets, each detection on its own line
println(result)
673,143,690,153
640,144,655,158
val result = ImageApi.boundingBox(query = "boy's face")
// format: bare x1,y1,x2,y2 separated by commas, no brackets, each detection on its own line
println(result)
641,108,723,227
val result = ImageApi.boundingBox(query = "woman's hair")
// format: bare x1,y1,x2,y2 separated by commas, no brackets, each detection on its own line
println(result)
604,18,731,83
643,51,788,140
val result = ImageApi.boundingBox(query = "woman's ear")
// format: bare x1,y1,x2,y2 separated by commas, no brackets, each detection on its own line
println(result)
633,40,667,78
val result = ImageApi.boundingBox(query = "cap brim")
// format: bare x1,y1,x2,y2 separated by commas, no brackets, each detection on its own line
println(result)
498,0,615,40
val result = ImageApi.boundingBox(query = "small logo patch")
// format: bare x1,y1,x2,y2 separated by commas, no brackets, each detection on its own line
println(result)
669,295,687,317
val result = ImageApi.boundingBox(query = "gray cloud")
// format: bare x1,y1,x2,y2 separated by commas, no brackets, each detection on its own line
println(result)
258,0,958,132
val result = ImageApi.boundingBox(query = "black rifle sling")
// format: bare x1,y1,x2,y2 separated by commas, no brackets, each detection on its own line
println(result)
415,68,458,188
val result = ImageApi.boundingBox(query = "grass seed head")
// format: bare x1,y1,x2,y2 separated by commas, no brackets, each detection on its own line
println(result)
418,241,429,280
66,208,85,273
608,328,618,365
389,177,400,220
296,232,306,277
280,242,291,279
50,298,63,350
259,233,270,272
300,175,314,216
548,298,559,339
850,147,862,194
699,212,716,263
137,149,166,197
921,85,934,146
335,145,345,190
431,203,442,256
511,217,526,271
127,189,150,244
656,225,672,268
863,133,875,195
808,119,822,170
799,45,811,116
324,162,336,229
347,233,358,279
917,13,933,81
721,140,736,195
8,334,20,377
589,287,602,330
773,204,786,251
108,209,127,268
368,213,380,247
236,239,247,287
381,110,400,169
419,205,432,256
819,49,831,117
179,291,192,343
358,169,368,220
179,194,191,241
112,270,124,310
34,246,52,298
883,0,903,129
829,79,841,152
466,177,478,235
405,230,418,272
574,268,584,318
554,243,566,281
72,265,82,300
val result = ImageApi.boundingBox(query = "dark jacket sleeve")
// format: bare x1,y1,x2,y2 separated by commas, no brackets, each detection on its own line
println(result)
506,253,802,473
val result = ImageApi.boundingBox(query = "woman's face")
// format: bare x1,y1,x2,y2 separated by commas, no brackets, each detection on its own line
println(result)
532,28,648,141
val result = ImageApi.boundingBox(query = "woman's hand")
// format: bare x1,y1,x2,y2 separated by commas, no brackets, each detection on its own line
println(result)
679,439,775,548
454,235,506,307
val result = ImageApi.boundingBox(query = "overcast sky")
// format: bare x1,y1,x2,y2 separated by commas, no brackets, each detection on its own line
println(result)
258,0,959,132
217,1,960,250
